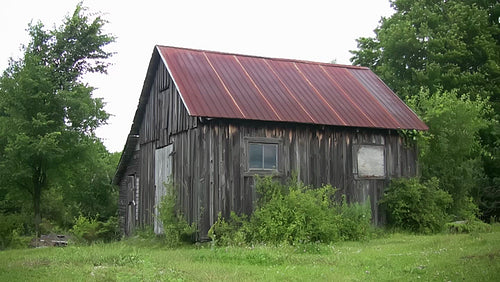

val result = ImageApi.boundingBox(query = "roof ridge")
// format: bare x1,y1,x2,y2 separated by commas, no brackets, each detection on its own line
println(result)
155,45,369,70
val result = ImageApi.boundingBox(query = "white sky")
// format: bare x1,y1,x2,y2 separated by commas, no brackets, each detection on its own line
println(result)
0,0,394,152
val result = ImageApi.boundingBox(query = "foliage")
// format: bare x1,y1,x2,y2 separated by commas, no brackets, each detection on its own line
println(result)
70,215,120,244
0,190,33,249
209,176,372,246
58,143,120,223
0,4,114,236
249,182,339,244
350,0,500,105
380,177,453,234
254,175,290,208
0,213,29,250
208,212,247,246
406,89,494,218
350,0,500,220
157,183,197,246
1,226,499,281
338,197,372,241
480,124,500,220
446,219,492,234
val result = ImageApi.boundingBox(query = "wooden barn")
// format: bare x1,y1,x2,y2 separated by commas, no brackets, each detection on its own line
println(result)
113,46,428,238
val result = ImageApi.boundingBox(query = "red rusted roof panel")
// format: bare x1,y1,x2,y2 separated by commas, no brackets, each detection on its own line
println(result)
295,62,374,128
157,46,427,130
204,52,279,120
349,69,428,130
236,56,314,123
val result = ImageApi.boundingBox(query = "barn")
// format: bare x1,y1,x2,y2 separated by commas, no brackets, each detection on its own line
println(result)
113,46,428,238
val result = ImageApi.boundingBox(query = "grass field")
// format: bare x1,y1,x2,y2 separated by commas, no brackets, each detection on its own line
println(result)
1,226,499,281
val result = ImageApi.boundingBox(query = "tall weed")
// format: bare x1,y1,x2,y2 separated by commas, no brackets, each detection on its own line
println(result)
70,215,120,244
339,196,371,241
208,212,247,246
157,183,197,246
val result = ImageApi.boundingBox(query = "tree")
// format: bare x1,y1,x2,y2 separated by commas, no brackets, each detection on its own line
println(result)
350,0,500,220
407,89,494,218
0,4,114,236
58,141,121,222
351,0,499,107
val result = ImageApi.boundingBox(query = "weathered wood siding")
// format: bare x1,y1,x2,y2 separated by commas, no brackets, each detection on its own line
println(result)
171,120,418,238
117,145,140,235
119,58,419,237
135,59,198,228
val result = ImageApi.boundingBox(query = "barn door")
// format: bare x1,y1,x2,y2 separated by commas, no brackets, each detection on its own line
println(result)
154,144,173,234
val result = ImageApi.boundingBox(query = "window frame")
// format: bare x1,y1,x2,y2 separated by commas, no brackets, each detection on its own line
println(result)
353,144,386,179
244,137,282,176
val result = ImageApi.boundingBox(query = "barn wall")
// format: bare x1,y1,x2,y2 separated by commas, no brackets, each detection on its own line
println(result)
171,120,418,238
135,59,198,228
120,58,419,237
117,147,140,235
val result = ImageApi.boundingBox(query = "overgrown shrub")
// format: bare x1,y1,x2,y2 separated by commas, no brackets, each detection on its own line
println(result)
339,196,372,241
209,176,372,246
70,215,120,244
157,184,197,246
208,212,247,246
255,175,290,208
0,213,28,250
248,183,342,244
446,220,492,234
380,177,453,234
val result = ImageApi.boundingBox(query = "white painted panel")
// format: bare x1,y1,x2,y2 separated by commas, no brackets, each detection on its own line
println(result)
154,144,173,234
357,145,385,178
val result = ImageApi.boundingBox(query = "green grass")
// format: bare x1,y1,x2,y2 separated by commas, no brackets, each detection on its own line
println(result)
1,226,499,281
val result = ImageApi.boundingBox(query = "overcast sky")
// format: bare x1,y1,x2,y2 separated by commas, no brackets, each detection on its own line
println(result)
0,0,394,152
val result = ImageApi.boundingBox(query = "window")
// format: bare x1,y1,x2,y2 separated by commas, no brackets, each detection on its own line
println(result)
249,143,278,170
356,145,385,178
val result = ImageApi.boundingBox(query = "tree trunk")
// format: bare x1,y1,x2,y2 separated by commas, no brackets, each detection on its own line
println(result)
33,166,46,238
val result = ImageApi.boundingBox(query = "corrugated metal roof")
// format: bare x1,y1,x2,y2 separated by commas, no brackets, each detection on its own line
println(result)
157,46,428,130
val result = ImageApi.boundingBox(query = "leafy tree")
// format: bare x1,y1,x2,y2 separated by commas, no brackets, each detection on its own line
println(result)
351,0,500,107
350,0,500,220
407,89,494,218
0,4,114,236
59,142,121,222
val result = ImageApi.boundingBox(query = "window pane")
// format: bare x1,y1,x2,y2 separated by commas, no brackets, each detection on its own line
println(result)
263,144,277,169
357,145,385,177
249,143,263,169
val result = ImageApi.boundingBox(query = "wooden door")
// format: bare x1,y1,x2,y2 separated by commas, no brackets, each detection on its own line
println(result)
154,144,173,234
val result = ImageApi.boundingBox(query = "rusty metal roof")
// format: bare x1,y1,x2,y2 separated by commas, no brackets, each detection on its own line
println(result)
156,46,428,130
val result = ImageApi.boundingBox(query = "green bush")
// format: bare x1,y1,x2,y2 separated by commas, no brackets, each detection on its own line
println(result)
0,213,28,250
445,220,492,234
248,183,341,244
209,176,372,246
157,184,197,246
70,215,120,244
380,177,453,234
255,175,290,208
208,212,247,246
339,197,372,241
